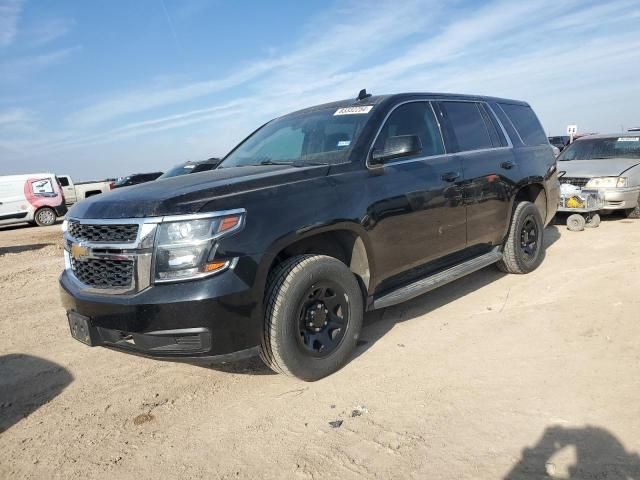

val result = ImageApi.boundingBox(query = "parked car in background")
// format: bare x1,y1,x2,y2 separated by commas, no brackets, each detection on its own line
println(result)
57,175,113,206
112,172,163,188
0,173,67,227
158,158,221,179
557,133,640,218
548,136,570,152
60,91,559,380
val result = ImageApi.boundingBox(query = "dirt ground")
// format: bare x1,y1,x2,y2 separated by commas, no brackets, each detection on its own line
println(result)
1,216,639,479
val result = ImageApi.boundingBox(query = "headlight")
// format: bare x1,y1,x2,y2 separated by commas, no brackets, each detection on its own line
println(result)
154,211,244,282
61,219,68,233
585,177,627,188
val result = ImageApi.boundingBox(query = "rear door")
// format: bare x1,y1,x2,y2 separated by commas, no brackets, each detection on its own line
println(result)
436,100,516,247
365,101,467,287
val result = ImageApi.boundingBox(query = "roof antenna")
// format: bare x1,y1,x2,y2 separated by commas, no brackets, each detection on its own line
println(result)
357,89,372,101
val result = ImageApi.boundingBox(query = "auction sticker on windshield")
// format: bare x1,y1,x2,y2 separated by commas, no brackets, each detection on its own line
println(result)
618,137,639,142
334,106,373,115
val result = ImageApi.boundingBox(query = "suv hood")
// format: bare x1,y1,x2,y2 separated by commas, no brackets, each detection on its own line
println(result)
558,158,640,178
69,164,329,219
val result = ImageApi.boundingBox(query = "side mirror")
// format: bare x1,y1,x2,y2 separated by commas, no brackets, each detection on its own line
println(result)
370,135,422,165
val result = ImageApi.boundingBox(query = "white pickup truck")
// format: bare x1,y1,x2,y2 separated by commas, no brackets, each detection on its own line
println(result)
57,175,113,206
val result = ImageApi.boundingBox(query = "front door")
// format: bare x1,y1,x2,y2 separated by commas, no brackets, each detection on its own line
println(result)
364,101,466,289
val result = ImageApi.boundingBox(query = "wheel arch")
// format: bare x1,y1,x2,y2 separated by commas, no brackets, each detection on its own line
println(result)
258,222,374,303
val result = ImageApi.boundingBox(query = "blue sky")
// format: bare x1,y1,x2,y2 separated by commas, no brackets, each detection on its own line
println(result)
1,0,639,180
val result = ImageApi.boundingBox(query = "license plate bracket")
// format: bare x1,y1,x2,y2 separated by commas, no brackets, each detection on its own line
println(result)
67,311,96,346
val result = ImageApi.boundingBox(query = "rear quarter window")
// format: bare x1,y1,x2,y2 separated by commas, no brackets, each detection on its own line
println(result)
499,103,548,146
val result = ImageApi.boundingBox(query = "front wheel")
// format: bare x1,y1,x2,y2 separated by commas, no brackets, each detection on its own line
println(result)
497,201,544,274
260,255,363,381
34,207,57,227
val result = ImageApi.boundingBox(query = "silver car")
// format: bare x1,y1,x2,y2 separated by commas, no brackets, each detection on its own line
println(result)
557,133,640,218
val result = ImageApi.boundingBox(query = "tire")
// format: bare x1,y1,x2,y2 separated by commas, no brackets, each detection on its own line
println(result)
585,213,601,228
624,193,640,219
497,201,545,274
34,207,57,227
260,255,363,381
567,214,586,232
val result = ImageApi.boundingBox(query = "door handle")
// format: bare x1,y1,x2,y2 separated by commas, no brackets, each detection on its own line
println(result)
441,172,460,182
500,161,515,170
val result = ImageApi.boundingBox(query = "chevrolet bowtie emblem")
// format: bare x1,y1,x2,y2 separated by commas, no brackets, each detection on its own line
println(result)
70,243,90,260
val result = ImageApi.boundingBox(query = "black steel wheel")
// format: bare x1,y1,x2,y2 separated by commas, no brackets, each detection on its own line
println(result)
497,201,545,274
260,255,363,381
297,281,349,357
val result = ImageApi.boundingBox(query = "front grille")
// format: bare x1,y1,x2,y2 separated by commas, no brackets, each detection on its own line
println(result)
68,222,139,243
559,177,590,188
71,258,134,289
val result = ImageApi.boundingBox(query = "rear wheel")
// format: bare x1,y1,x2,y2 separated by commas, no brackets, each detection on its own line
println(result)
34,207,57,227
497,201,544,274
260,255,363,381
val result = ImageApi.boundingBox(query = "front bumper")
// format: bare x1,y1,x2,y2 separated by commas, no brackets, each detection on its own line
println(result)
599,187,640,210
59,255,263,360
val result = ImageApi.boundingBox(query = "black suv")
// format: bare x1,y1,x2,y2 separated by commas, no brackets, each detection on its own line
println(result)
60,91,559,380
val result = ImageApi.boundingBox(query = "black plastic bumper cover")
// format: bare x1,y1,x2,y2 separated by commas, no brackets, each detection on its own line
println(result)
59,256,263,359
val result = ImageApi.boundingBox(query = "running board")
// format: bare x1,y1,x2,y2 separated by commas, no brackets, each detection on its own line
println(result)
373,249,503,309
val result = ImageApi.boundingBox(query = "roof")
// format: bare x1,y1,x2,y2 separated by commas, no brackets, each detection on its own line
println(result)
286,92,529,117
575,133,640,141
0,173,55,181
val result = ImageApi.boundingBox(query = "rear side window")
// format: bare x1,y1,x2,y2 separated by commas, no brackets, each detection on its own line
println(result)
374,102,445,158
439,102,493,152
499,103,548,146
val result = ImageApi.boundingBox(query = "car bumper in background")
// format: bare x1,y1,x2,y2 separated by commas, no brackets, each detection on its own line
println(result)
600,187,640,210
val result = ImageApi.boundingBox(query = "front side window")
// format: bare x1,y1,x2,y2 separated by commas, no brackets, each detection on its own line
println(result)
499,103,548,146
440,101,493,152
558,137,640,161
373,102,445,158
221,107,371,168
58,176,70,187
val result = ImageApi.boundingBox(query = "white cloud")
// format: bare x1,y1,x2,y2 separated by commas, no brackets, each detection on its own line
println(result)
0,0,24,47
4,0,640,179
25,17,74,48
0,45,81,81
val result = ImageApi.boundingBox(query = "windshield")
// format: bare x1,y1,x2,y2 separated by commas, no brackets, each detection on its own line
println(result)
220,107,370,168
558,137,640,161
159,162,218,179
114,176,131,186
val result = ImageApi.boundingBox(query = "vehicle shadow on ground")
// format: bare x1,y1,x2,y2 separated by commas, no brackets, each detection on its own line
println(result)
0,243,54,256
0,354,73,433
0,219,63,233
504,425,640,479
353,224,561,361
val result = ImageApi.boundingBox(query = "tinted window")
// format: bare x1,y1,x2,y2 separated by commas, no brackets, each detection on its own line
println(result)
374,102,444,158
499,103,547,146
479,104,507,147
440,102,493,152
58,176,70,187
